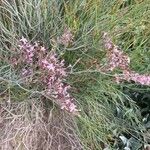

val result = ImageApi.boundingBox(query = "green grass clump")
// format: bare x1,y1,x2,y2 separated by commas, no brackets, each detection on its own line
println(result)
1,0,150,149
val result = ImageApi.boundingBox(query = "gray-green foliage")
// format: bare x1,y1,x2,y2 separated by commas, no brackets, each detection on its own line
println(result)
1,0,150,149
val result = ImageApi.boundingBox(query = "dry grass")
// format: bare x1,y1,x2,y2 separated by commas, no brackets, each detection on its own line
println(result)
0,99,82,150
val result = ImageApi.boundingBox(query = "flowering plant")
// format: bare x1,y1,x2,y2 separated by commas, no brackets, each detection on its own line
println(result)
102,32,150,86
11,37,79,114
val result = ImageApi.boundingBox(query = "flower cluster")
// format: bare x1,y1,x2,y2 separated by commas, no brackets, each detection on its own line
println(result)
102,32,130,71
102,32,150,86
19,37,35,64
57,27,74,47
39,52,78,113
17,37,79,114
115,71,150,85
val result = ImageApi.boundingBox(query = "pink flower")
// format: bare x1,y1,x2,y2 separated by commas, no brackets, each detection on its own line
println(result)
21,68,32,77
57,28,74,47
103,32,130,72
130,73,150,85
20,36,28,44
69,103,77,112
102,32,150,86
18,38,35,64
41,60,51,69
40,46,46,52
17,37,79,114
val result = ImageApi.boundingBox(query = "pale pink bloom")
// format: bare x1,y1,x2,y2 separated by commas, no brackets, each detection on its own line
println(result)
115,71,150,86
63,85,71,95
41,59,48,65
69,103,77,112
11,57,18,66
34,41,39,47
19,39,35,64
103,32,150,86
21,68,28,76
57,28,74,46
18,37,79,114
129,73,150,85
103,32,130,71
20,36,28,44
21,68,32,77
47,63,55,71
40,46,46,52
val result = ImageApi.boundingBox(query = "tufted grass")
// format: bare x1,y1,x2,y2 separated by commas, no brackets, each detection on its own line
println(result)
0,0,150,149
